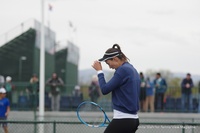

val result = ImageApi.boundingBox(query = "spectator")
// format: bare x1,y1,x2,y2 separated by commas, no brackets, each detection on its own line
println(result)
26,74,39,108
4,76,15,106
139,72,146,112
0,87,10,133
72,85,83,100
88,75,101,103
144,77,154,112
46,73,64,111
181,73,194,112
153,73,167,112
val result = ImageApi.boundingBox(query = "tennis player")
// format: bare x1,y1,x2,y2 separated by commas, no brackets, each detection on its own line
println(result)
92,44,140,133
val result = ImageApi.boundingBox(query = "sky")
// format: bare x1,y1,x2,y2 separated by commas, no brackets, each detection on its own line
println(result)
0,0,200,75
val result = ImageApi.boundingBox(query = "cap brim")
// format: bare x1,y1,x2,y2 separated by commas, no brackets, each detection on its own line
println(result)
98,58,105,62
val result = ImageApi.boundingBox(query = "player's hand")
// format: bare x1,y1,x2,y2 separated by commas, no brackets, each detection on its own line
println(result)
92,60,102,71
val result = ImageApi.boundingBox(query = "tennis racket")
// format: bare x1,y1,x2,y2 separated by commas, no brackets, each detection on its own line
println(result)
77,101,110,127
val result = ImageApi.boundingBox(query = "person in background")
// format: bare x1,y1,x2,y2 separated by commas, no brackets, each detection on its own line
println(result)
153,73,167,112
144,77,154,112
26,74,39,108
181,73,194,112
139,72,146,112
88,75,101,103
4,76,15,106
46,73,64,111
92,44,140,133
0,87,10,133
72,85,83,100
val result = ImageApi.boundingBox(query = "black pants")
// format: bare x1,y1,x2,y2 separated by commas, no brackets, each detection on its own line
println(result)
155,93,164,111
104,118,139,133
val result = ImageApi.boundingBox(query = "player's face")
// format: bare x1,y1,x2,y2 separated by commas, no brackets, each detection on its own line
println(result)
105,59,114,69
105,58,118,69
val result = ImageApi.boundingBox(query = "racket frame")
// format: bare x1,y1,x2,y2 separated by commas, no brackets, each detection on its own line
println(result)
77,101,110,127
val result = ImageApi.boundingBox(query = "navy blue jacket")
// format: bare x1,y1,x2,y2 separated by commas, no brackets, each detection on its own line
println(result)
98,62,140,115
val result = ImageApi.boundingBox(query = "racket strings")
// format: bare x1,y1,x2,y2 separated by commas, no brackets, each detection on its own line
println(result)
78,103,105,126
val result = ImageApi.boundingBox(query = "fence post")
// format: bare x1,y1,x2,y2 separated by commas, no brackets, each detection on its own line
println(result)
34,84,37,133
182,123,185,133
34,121,36,133
53,121,56,133
192,118,194,133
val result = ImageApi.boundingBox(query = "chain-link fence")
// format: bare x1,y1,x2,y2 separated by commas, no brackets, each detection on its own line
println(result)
1,120,200,133
1,111,200,133
1,83,200,133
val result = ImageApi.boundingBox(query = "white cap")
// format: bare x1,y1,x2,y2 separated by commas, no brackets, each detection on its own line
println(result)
0,87,6,93
6,76,12,82
75,85,80,90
